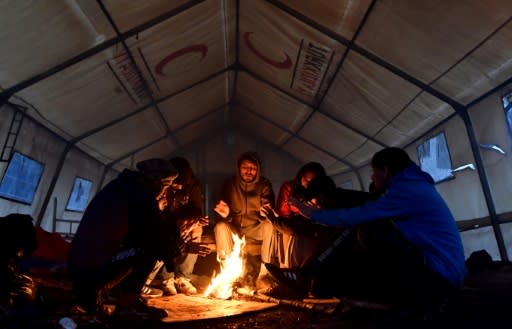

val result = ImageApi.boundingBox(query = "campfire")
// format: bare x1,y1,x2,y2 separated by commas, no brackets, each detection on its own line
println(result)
203,233,246,299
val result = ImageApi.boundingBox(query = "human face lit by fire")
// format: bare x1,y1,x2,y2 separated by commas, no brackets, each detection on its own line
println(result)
239,160,258,183
300,171,317,189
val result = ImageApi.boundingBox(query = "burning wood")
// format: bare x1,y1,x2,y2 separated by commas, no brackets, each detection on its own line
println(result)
203,233,246,299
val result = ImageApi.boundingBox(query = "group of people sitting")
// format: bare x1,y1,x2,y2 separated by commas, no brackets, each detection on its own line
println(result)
63,147,467,320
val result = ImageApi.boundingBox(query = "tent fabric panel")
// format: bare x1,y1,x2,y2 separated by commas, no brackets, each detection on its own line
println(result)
174,111,224,146
280,0,373,39
433,23,512,105
375,92,454,146
118,157,134,168
75,142,115,166
373,124,411,148
131,138,178,165
322,52,420,137
298,112,366,161
0,1,114,89
239,0,346,104
159,73,231,130
232,109,291,145
344,141,383,167
125,0,234,99
356,0,512,84
102,0,190,32
18,49,140,138
282,138,347,174
80,109,168,161
324,160,351,176
236,73,312,131
468,94,512,215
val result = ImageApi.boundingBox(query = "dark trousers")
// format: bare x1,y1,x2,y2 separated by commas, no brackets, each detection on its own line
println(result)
70,250,156,312
309,220,455,305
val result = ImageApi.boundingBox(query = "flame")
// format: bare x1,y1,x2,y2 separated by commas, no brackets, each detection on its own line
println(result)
203,233,246,299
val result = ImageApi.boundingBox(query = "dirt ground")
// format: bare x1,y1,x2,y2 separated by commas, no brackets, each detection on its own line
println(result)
4,257,510,329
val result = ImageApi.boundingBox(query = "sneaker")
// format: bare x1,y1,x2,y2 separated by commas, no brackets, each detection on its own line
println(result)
140,285,163,298
162,278,177,296
264,263,307,295
174,277,197,295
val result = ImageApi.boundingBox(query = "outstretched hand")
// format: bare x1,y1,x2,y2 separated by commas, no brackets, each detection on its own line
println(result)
178,233,211,257
259,204,279,223
178,216,209,236
214,200,230,218
287,196,316,220
183,242,211,257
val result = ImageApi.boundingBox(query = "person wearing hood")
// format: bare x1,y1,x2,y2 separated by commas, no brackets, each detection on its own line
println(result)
213,151,276,287
157,156,209,296
68,158,206,319
266,148,467,313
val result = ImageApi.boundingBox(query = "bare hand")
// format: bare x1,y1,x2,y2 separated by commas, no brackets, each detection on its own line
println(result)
183,242,211,257
196,216,209,227
178,216,209,235
178,234,212,256
214,200,230,218
259,204,279,223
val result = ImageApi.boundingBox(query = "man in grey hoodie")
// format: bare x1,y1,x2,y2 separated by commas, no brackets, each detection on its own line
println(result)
213,151,275,288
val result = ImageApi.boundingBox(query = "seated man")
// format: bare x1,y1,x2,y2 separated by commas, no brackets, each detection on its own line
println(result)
266,148,467,314
213,151,276,288
67,158,208,318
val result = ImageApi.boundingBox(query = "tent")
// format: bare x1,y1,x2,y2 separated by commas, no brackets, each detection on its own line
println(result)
0,0,512,261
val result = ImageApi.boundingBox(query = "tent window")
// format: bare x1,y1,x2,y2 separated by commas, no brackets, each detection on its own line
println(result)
65,177,93,212
502,90,512,137
0,152,44,204
417,132,454,184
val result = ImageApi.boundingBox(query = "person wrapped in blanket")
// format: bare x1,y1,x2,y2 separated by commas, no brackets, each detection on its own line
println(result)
263,148,467,317
67,158,209,319
213,151,277,289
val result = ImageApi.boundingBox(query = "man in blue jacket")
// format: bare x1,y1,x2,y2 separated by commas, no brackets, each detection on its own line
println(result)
266,147,467,312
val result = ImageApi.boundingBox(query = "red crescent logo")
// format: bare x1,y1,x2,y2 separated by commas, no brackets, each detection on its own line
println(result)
155,44,208,76
244,32,292,69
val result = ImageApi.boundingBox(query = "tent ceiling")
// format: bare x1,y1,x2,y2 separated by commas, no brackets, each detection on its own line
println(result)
1,0,512,175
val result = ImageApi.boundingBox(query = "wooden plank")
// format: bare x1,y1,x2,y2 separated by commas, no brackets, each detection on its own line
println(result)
146,294,277,323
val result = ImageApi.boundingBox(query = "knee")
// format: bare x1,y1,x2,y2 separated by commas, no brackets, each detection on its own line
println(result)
261,220,274,235
214,221,231,235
